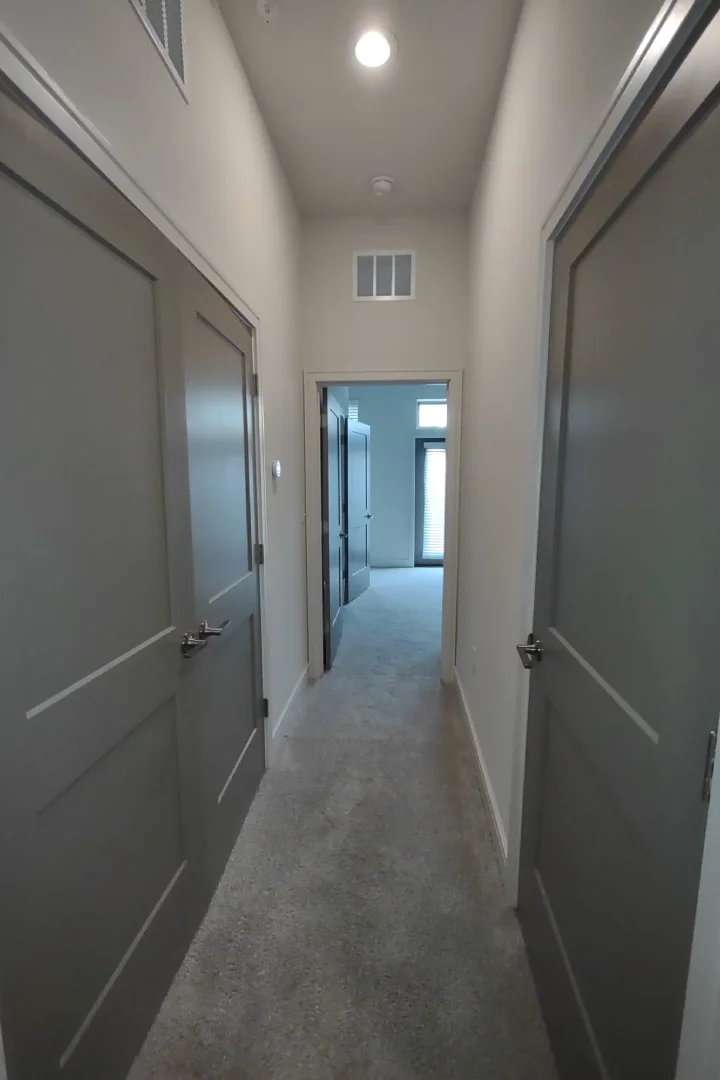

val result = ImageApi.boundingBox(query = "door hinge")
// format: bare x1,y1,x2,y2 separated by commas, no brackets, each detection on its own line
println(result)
255,542,265,565
252,372,260,397
321,413,328,429
262,697,269,719
702,729,717,802
322,520,329,536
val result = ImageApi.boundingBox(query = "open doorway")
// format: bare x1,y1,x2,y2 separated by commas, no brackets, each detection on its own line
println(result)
305,372,462,683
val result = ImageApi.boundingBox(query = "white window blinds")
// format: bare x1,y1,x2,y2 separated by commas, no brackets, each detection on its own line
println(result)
422,445,447,560
348,400,359,422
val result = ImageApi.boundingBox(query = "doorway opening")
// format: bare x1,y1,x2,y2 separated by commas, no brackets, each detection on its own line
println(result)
304,371,462,683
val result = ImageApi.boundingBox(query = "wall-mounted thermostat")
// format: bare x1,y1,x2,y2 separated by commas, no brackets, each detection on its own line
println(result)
272,460,282,479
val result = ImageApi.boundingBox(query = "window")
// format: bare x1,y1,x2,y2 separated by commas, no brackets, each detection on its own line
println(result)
415,442,446,565
417,400,447,428
423,446,447,561
130,0,186,90
354,252,414,300
348,400,360,422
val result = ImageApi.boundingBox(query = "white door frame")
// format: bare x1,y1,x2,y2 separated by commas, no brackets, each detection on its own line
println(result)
303,370,462,684
505,2,720,1077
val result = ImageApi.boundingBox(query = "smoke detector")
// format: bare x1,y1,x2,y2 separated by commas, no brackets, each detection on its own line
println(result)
371,176,394,197
256,0,278,23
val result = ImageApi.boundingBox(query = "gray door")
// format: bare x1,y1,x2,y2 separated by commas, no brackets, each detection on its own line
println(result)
519,13,720,1080
322,391,346,667
180,265,265,892
0,89,202,1079
346,420,371,602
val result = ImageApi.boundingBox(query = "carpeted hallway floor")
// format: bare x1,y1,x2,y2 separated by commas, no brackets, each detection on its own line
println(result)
129,568,557,1080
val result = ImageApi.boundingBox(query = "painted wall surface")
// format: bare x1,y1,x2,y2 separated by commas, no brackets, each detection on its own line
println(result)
455,0,662,853
300,216,469,375
0,0,307,729
347,384,446,567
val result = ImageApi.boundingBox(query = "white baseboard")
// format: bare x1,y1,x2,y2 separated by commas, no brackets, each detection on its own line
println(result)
453,669,509,873
268,664,309,765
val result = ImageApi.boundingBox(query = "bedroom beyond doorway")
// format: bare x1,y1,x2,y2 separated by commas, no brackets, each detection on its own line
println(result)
319,382,449,673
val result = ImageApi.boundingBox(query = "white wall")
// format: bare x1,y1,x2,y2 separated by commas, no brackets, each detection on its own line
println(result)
300,216,469,375
0,0,307,729
347,384,446,567
455,0,662,856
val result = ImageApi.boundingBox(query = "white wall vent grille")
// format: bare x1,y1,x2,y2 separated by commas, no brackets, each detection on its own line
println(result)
354,252,415,301
129,0,186,91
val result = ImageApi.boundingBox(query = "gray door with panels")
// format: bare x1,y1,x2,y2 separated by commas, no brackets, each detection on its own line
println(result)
346,419,371,602
180,265,265,890
0,85,264,1080
519,13,720,1080
321,390,346,667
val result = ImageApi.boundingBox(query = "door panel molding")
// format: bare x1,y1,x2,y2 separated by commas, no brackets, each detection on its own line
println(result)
548,628,659,745
25,626,176,721
534,870,611,1080
59,860,188,1071
217,729,258,806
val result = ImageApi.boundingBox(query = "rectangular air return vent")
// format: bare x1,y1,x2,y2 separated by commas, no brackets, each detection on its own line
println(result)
354,252,415,300
130,0,186,90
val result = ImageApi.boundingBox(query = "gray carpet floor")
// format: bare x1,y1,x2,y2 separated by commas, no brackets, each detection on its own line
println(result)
129,568,557,1080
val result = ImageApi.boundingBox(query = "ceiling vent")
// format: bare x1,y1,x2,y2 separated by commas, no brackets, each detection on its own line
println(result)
129,0,186,87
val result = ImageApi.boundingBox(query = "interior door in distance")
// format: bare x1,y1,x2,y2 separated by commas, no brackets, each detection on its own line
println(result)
347,419,371,602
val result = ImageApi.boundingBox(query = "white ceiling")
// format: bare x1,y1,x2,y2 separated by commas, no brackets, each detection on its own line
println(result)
220,0,524,217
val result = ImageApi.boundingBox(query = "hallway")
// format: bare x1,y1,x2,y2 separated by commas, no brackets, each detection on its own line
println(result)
130,569,556,1080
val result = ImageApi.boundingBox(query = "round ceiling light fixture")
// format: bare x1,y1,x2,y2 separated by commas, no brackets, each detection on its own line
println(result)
355,30,392,68
371,176,394,197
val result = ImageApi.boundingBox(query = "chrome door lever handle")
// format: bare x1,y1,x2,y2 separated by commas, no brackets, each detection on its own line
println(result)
365,513,374,520
198,619,230,640
516,633,544,669
181,633,208,658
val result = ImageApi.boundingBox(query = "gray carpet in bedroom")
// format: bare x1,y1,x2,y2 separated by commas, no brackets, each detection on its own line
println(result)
129,568,556,1080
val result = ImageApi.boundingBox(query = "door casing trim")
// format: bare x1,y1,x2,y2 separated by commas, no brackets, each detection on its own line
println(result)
304,370,462,685
510,3,720,1078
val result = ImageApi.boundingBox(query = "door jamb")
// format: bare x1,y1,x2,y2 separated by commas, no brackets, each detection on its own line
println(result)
304,370,462,684
507,3,720,1077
